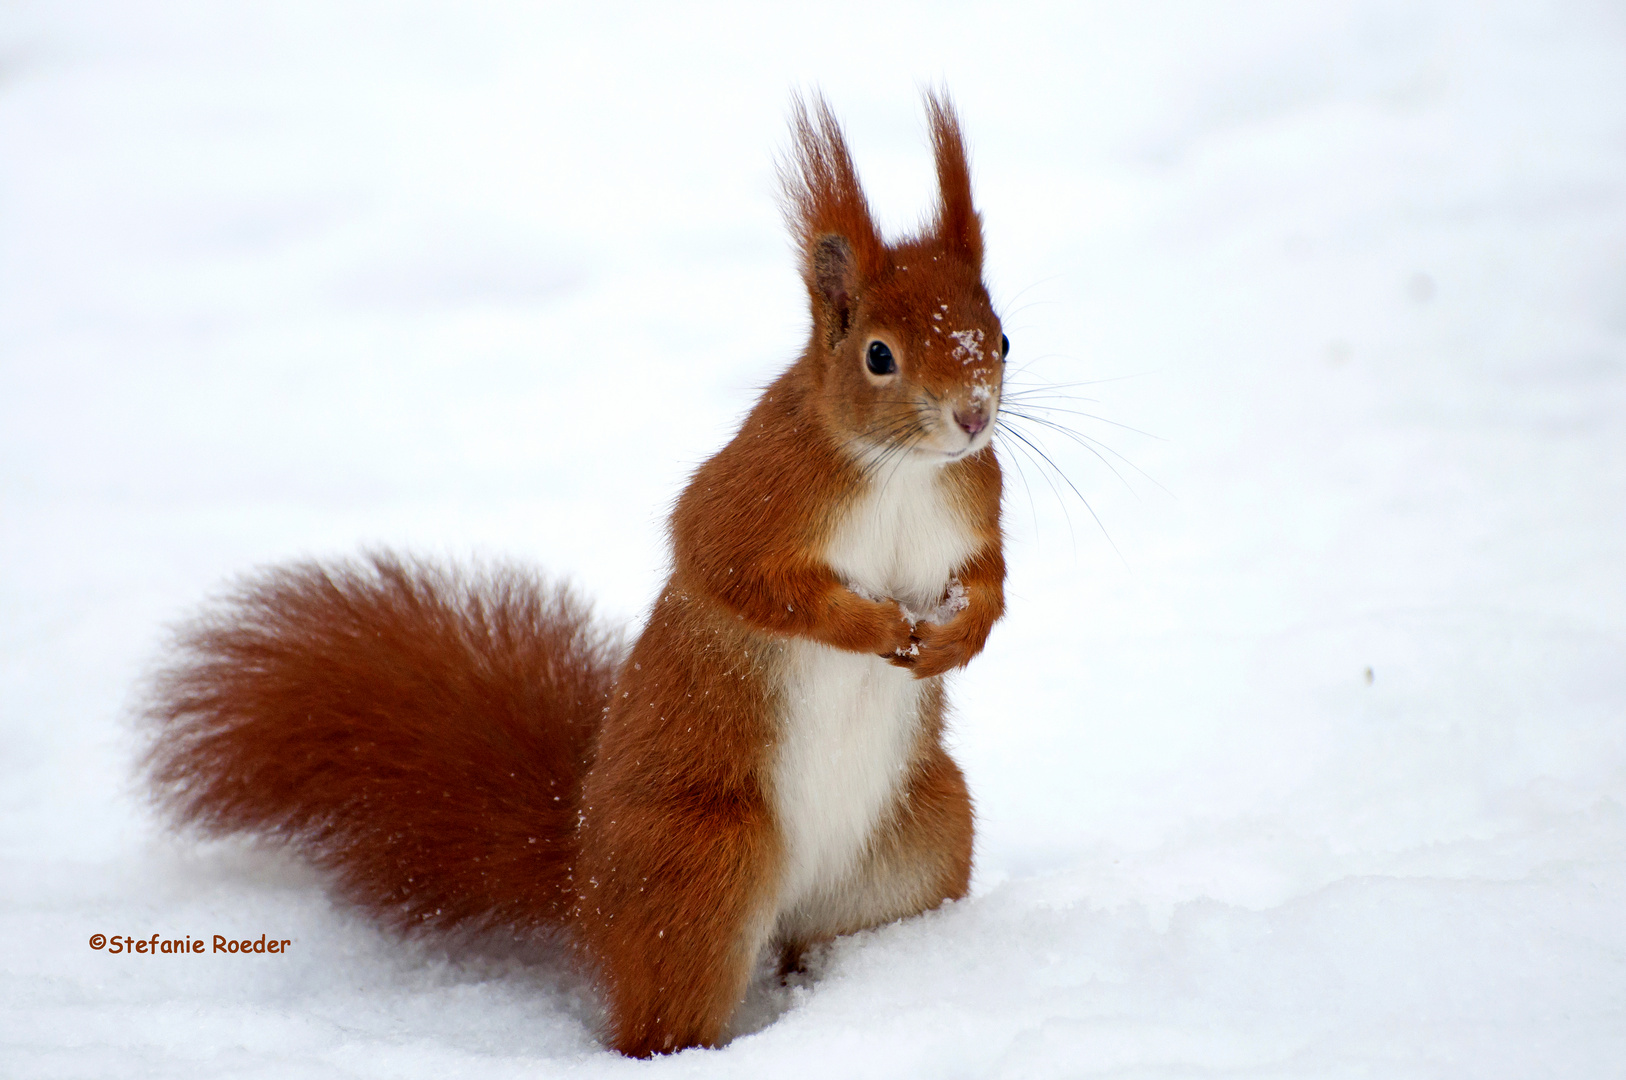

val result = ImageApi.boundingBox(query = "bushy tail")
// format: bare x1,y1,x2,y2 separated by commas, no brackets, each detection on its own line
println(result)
143,551,623,937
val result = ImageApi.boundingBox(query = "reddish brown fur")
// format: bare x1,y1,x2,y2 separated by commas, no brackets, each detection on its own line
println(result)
576,90,1003,1055
145,554,620,934
144,91,1006,1058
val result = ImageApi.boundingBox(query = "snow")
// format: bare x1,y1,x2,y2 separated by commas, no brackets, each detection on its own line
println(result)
3,0,1624,1075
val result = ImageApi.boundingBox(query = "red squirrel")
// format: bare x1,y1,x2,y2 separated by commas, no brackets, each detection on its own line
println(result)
145,91,1007,1058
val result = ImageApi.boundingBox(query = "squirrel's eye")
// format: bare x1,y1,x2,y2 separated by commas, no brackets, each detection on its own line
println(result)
866,340,896,376
1001,333,1010,360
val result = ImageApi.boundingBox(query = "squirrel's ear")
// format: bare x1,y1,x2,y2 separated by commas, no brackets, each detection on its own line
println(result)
780,92,886,345
926,90,983,268
811,233,857,340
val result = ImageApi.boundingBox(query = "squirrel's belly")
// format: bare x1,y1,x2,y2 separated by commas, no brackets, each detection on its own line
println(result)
770,640,923,916
769,455,978,924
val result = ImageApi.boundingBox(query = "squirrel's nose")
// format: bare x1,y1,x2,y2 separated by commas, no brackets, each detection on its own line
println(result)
954,407,988,436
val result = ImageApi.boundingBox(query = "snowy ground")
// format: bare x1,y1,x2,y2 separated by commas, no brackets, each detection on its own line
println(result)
3,1,1625,1075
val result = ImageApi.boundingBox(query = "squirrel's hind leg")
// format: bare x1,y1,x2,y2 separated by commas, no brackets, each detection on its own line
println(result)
576,792,783,1057
575,604,791,1056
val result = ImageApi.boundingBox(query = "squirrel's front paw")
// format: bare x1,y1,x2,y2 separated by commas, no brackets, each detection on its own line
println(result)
886,632,923,670
868,599,916,661
904,618,977,678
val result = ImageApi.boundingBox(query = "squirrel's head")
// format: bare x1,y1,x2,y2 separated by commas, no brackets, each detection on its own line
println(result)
781,92,1004,466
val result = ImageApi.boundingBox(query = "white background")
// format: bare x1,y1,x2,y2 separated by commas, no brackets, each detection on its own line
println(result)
2,1,1623,1075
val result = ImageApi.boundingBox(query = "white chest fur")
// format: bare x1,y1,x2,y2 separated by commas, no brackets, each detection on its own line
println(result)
825,454,981,614
771,455,979,918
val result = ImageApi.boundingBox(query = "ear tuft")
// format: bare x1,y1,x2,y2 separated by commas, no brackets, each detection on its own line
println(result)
779,92,886,343
925,89,983,267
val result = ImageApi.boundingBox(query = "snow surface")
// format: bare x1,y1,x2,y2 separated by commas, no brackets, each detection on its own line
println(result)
3,1,1625,1075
